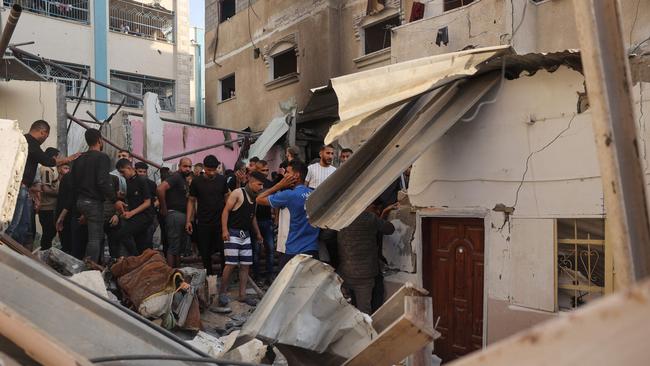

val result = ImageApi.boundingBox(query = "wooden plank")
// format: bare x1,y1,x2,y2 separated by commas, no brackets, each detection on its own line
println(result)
448,278,650,366
0,232,37,259
346,296,438,366
371,282,428,333
0,302,93,366
406,296,435,366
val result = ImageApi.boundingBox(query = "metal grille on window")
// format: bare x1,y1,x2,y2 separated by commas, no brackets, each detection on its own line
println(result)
110,71,175,112
19,57,90,98
3,0,90,23
556,218,612,311
109,0,175,43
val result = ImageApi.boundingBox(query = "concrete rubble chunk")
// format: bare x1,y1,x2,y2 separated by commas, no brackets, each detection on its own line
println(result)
223,338,267,364
0,119,27,232
236,255,377,362
186,331,225,358
70,270,109,299
39,247,87,276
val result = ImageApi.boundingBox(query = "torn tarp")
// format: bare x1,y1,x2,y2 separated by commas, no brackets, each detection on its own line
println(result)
307,72,500,230
235,255,376,364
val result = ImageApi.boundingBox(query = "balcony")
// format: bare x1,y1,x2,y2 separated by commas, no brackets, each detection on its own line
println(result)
3,0,89,24
110,70,175,112
109,0,174,43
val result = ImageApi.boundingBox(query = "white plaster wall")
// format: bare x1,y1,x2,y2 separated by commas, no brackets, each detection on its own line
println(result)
0,80,59,150
407,67,650,330
107,32,176,79
0,10,94,67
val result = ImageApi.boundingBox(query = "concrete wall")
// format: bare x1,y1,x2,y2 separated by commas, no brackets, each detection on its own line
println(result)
394,67,650,344
107,32,176,79
0,80,60,150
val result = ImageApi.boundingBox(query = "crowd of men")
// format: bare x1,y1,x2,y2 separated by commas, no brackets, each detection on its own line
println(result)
6,120,409,314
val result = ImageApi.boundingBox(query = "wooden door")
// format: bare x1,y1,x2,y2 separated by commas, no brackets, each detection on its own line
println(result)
422,217,484,362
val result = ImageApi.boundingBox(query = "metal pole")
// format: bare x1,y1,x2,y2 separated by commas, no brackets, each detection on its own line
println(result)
10,46,143,102
67,95,127,106
573,0,650,285
128,112,254,135
162,137,245,161
67,113,162,169
0,4,22,61
67,78,91,133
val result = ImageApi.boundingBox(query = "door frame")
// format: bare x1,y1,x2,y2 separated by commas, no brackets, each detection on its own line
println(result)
416,208,491,349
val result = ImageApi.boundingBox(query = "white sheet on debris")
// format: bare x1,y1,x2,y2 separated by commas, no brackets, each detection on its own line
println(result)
237,255,376,360
0,119,28,231
70,270,109,299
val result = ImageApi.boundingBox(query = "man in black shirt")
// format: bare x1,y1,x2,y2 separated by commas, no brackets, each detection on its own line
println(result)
114,159,154,255
186,155,228,276
135,161,158,248
253,159,275,284
157,157,192,268
71,128,116,262
226,160,247,192
6,120,78,245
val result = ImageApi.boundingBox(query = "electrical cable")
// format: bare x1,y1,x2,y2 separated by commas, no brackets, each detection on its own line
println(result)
460,56,506,122
89,354,264,366
247,0,257,50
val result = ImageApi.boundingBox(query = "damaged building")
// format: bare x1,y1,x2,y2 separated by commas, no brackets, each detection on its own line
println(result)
205,0,650,362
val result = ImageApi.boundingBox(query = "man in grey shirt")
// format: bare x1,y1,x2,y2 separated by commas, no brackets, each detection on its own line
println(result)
337,199,397,314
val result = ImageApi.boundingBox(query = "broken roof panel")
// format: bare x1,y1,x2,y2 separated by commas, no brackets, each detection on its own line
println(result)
307,72,500,230
247,114,290,161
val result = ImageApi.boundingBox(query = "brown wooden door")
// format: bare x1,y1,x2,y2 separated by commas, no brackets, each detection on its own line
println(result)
422,217,484,362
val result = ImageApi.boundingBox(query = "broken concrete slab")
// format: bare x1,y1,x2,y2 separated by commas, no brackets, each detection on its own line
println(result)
236,255,377,361
0,119,27,232
186,331,225,358
39,247,86,276
70,270,109,299
223,338,268,364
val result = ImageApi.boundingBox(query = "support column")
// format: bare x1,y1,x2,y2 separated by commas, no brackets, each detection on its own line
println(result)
93,0,109,120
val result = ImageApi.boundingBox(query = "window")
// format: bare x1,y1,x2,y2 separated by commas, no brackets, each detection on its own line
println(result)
556,218,612,311
272,48,297,80
109,0,175,43
3,0,90,24
19,57,90,98
363,16,400,54
110,71,175,111
220,0,236,23
443,0,475,12
219,74,235,101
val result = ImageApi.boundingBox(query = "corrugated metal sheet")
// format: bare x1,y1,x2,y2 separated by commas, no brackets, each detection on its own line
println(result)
306,72,500,230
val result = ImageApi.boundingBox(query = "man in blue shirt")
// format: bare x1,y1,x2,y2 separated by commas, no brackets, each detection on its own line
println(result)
256,160,320,269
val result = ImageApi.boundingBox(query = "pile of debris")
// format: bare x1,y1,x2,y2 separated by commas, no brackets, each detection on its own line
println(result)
37,247,210,332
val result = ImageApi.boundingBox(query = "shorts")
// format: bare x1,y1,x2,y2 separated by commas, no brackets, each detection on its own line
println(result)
224,229,253,265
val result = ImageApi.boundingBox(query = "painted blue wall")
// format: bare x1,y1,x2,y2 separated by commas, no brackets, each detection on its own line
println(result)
192,27,205,124
93,0,109,120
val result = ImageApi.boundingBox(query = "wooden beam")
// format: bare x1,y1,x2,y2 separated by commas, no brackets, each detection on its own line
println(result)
406,296,434,366
345,296,438,366
371,282,428,333
0,302,93,366
448,278,650,366
573,0,650,285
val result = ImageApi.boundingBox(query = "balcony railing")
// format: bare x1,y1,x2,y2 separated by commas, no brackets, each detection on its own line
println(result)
109,0,174,43
3,0,89,23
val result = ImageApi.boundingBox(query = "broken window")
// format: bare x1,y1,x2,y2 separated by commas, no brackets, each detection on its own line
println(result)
556,218,612,311
219,74,236,101
443,0,475,12
220,0,236,23
363,16,400,54
272,48,298,80
19,57,90,98
110,71,175,111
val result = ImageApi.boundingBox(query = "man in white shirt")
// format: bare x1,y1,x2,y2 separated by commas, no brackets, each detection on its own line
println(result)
305,144,336,189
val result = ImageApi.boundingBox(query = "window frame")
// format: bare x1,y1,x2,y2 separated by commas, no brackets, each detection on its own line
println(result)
361,14,401,55
218,73,236,102
219,0,236,23
554,218,613,312
270,47,298,81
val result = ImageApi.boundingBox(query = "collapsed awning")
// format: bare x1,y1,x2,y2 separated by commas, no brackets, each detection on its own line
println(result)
305,47,582,230
247,114,290,161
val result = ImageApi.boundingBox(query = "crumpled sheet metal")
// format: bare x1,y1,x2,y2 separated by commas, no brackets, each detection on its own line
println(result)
236,255,377,360
324,45,511,144
0,119,28,232
307,73,500,230
247,114,290,161
111,249,178,309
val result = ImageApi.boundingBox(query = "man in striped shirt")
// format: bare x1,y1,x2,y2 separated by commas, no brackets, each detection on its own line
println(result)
305,144,336,189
